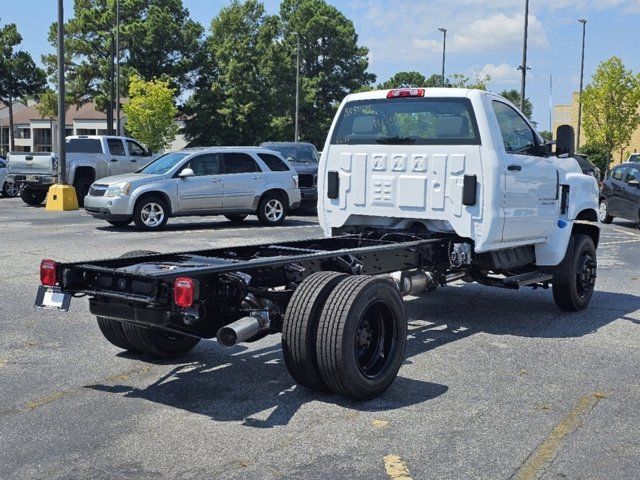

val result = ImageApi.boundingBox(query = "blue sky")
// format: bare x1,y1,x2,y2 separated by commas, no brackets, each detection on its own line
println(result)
3,0,639,129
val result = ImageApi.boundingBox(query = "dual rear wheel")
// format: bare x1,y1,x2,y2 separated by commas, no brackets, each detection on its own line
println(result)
282,272,407,400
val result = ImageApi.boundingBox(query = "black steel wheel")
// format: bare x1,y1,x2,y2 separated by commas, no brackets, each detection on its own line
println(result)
20,188,47,206
282,271,347,392
315,275,407,400
121,323,200,359
553,234,597,311
96,316,141,353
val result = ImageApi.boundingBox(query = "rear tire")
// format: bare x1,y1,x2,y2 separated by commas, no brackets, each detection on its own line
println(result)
257,192,287,226
121,323,200,358
225,214,248,223
315,276,407,400
2,181,19,198
133,195,169,230
598,199,613,224
73,177,92,208
553,234,597,311
20,188,47,206
282,271,348,392
96,317,140,353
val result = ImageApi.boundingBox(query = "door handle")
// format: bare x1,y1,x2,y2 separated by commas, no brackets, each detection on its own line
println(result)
110,158,118,162
210,178,222,183
507,165,522,171
130,159,137,163
252,175,263,180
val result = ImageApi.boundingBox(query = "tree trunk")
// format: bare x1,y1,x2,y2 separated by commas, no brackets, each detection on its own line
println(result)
8,97,15,152
107,34,115,136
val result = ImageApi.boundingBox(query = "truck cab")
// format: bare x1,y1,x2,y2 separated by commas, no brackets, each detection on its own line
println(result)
318,88,599,267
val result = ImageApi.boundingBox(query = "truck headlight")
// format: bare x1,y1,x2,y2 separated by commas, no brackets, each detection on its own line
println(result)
104,182,131,197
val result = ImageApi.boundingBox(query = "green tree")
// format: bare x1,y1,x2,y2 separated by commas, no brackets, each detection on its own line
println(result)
123,74,178,152
449,71,490,90
378,71,427,89
43,0,203,129
578,142,610,172
582,57,640,167
538,130,552,141
0,21,46,150
499,89,533,119
279,0,376,146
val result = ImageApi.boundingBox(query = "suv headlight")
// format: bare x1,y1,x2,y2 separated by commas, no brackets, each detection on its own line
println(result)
104,182,131,197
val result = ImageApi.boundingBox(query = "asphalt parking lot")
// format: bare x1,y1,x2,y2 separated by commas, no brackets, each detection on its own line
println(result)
0,197,639,480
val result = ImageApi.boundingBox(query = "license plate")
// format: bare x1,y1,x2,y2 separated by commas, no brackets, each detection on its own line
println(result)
35,285,71,311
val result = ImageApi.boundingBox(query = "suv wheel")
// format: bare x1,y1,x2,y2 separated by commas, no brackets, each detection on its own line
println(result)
257,192,287,226
598,199,613,224
133,196,169,230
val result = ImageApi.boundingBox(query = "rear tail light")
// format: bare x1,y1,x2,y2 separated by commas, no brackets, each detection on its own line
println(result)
174,277,197,308
387,88,425,98
40,259,58,286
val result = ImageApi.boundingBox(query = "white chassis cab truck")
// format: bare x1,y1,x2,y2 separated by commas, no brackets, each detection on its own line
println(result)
36,89,599,401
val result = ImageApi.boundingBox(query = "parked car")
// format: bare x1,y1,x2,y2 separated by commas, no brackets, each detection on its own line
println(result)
0,158,19,198
628,153,640,163
7,135,152,207
259,142,319,207
84,147,301,230
573,154,601,180
598,162,640,224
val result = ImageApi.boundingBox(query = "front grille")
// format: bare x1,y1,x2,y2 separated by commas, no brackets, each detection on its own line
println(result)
299,174,315,188
89,184,108,197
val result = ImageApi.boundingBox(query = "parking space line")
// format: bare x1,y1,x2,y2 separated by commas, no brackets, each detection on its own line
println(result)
600,238,640,246
612,228,640,238
384,455,413,480
511,391,607,480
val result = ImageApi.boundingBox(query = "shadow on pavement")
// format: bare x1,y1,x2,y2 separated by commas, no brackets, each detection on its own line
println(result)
96,218,318,233
87,283,637,428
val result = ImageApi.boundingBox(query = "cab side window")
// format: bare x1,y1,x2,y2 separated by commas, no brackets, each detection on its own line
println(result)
185,154,220,176
107,138,126,156
223,153,261,174
492,101,536,155
612,166,626,181
126,140,146,157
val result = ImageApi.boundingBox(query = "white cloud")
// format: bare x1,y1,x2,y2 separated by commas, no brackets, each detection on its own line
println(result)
478,63,521,84
450,14,549,53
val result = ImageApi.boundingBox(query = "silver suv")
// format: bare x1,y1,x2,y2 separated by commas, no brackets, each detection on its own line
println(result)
84,147,301,230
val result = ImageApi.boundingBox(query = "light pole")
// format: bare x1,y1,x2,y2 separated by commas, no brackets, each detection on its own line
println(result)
294,32,300,142
518,0,530,112
549,74,553,133
57,0,67,185
115,0,120,135
577,19,587,150
438,28,447,87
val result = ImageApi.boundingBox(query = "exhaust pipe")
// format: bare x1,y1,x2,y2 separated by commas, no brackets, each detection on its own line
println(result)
216,313,269,348
390,270,436,296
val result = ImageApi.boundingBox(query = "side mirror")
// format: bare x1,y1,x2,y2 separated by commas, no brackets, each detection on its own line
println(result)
555,125,575,157
179,168,194,178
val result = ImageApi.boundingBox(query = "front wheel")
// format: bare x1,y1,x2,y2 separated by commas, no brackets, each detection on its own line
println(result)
257,192,287,226
2,181,19,198
133,196,169,230
20,188,47,206
598,199,613,224
552,234,597,311
315,276,407,400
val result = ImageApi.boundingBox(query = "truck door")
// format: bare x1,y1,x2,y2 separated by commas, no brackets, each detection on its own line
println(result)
177,153,223,211
125,139,147,172
221,152,265,208
106,138,128,176
491,100,558,243
620,164,640,218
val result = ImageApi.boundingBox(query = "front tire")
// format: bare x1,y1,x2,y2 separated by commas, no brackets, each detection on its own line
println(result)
20,188,47,206
282,271,347,392
553,234,597,311
257,192,287,226
598,199,613,224
315,276,407,400
133,195,169,230
73,177,92,208
2,181,19,198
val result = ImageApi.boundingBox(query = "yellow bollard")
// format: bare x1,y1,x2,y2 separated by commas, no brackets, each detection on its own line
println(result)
45,184,79,211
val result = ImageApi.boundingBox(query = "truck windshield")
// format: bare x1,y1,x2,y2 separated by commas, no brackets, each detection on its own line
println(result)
262,144,318,164
140,152,188,174
331,98,480,145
